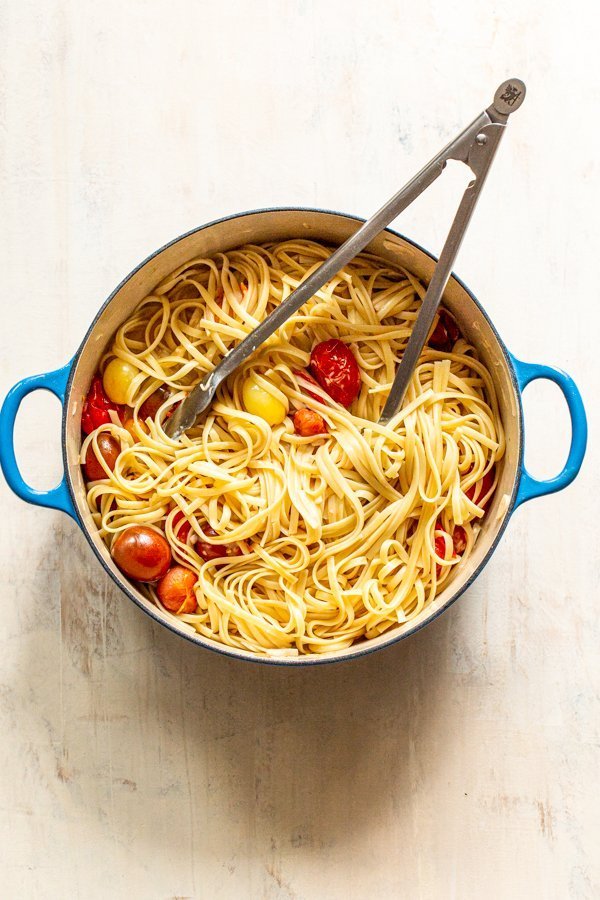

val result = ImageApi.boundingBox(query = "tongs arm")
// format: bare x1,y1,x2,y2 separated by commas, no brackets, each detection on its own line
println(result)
379,81,526,422
379,116,504,422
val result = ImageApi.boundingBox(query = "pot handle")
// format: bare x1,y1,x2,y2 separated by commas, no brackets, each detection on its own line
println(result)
0,361,77,519
511,355,587,508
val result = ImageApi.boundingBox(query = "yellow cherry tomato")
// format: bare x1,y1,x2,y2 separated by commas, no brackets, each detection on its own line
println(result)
242,379,286,425
103,359,139,405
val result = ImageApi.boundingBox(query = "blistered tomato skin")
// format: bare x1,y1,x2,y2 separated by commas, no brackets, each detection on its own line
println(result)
293,409,327,437
310,339,361,407
103,359,139,405
157,566,198,614
242,380,287,425
81,400,110,434
111,526,172,582
84,434,120,481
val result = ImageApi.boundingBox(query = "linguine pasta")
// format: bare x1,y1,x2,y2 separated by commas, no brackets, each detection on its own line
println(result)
81,240,504,656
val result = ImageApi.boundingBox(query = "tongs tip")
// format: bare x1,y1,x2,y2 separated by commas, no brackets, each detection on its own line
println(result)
492,78,526,117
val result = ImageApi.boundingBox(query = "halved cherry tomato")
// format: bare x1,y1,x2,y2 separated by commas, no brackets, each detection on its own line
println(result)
293,409,327,437
111,526,172,582
310,339,361,407
84,433,120,481
197,526,242,563
157,566,198,614
429,309,461,352
453,525,467,556
140,386,170,421
465,467,495,508
81,376,127,434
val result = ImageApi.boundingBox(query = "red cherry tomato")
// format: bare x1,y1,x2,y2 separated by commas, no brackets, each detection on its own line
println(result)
95,494,117,513
293,409,327,437
435,533,448,578
172,510,192,544
197,527,242,563
81,376,127,434
466,467,495,508
292,369,323,403
122,415,148,443
157,566,198,614
429,309,461,352
447,312,460,343
112,526,172,582
309,340,361,407
84,433,120,481
453,525,467,556
436,519,468,557
406,519,417,539
140,386,169,421
81,402,110,434
434,534,447,557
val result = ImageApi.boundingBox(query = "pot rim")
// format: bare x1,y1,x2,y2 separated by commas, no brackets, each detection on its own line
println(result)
61,206,524,666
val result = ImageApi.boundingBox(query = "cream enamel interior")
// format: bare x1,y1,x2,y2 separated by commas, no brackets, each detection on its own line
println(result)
64,210,521,663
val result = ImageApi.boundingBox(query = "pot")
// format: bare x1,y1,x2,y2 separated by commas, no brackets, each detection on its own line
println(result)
0,208,588,665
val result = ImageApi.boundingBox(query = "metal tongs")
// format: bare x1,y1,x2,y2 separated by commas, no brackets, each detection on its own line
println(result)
166,78,526,439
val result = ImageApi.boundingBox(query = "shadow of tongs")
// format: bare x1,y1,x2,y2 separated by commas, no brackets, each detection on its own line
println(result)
166,78,526,439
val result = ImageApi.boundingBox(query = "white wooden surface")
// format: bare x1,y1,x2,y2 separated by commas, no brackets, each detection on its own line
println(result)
1,2,598,897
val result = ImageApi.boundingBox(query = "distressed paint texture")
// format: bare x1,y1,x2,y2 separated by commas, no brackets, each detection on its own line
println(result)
0,1,599,898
